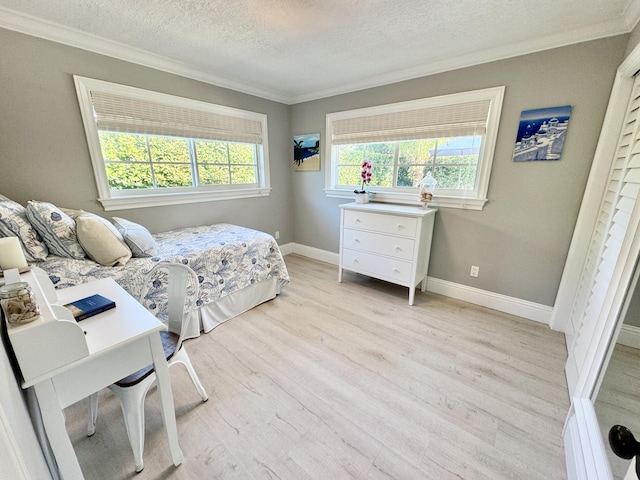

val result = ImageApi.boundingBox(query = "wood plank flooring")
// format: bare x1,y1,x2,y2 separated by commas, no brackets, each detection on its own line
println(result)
63,254,570,479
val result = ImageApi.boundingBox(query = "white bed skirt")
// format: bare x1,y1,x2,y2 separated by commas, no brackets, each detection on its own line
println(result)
185,277,280,339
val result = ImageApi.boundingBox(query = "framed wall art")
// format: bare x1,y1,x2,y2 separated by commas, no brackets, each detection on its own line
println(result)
293,133,320,171
512,105,572,162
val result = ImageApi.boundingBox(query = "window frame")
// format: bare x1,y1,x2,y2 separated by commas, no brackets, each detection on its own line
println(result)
324,86,505,210
74,76,271,211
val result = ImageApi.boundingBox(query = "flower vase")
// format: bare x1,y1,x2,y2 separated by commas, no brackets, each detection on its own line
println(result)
355,192,369,204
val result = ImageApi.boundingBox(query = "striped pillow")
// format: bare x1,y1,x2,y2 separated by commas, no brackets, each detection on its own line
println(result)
0,195,48,262
26,201,85,259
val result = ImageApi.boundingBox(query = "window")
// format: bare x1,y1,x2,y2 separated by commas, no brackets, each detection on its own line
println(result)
325,87,505,209
74,76,270,210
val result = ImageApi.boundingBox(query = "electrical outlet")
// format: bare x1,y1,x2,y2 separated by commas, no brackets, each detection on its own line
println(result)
275,231,280,240
470,265,479,277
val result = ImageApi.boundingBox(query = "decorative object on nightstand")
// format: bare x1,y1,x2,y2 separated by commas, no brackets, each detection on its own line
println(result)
354,159,372,204
0,281,40,324
418,171,436,209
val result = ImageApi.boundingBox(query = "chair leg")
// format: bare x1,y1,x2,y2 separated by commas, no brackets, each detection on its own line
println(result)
110,378,153,473
171,348,208,402
87,393,99,436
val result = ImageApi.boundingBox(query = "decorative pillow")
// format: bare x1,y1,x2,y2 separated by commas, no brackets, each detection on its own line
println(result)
0,194,48,262
26,201,85,259
59,207,85,220
111,217,159,258
75,213,132,266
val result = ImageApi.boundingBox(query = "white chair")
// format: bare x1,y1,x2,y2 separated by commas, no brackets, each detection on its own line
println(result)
88,262,208,472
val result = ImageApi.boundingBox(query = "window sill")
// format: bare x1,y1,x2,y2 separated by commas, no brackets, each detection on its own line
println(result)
99,187,271,211
324,189,487,210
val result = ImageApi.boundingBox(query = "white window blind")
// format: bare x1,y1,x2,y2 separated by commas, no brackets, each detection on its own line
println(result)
331,99,491,145
89,91,263,144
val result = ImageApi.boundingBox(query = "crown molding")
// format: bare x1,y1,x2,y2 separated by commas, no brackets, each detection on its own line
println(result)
1,5,638,105
0,7,290,104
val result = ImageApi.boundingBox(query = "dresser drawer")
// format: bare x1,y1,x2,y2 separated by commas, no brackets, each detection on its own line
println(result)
343,210,418,237
342,248,412,284
343,228,415,261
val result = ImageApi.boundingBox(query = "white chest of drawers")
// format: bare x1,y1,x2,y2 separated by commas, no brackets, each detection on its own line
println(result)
339,202,436,305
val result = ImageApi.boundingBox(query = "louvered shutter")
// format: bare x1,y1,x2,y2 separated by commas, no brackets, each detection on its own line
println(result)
566,74,640,393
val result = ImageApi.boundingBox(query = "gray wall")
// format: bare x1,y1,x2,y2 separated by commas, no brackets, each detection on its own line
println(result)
0,28,293,242
0,26,631,308
290,36,628,306
626,20,640,56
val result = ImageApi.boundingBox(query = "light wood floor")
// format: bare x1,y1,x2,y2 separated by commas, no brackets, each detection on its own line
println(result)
64,254,570,479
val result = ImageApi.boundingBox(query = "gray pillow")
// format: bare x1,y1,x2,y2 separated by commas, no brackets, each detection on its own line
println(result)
26,201,85,259
111,217,159,257
0,194,48,261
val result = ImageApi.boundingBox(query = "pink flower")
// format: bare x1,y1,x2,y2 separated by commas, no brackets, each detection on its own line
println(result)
359,160,372,192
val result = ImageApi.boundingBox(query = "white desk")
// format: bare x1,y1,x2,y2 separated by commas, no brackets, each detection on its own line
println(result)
5,272,183,479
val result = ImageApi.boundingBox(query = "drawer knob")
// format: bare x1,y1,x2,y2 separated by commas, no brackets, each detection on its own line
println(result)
355,218,361,223
353,259,359,264
395,245,402,252
354,238,360,244
396,224,404,230
393,268,400,274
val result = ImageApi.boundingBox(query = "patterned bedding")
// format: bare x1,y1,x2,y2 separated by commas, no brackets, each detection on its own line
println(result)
37,223,289,308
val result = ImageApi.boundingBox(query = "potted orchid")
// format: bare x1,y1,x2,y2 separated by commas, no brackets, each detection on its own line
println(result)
354,159,372,203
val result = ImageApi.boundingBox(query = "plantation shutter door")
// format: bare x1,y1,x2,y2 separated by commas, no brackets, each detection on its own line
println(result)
89,91,263,145
566,73,640,395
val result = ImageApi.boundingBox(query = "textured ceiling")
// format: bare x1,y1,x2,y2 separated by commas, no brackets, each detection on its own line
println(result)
1,0,639,103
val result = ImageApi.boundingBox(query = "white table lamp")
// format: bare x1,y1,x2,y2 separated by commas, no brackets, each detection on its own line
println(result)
0,237,28,270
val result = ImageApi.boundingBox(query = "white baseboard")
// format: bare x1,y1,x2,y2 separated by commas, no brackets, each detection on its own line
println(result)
277,242,295,256
283,242,553,325
426,277,553,325
617,324,640,349
287,242,340,265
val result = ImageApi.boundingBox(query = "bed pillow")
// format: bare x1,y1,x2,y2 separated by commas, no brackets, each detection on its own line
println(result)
111,217,159,258
0,194,48,262
26,201,85,259
59,207,85,220
75,213,132,266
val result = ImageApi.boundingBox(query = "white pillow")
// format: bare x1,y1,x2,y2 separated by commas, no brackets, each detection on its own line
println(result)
111,217,159,258
26,201,85,259
0,194,48,261
76,213,132,266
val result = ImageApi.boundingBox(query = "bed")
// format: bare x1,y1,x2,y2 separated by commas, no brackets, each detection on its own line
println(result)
35,223,290,338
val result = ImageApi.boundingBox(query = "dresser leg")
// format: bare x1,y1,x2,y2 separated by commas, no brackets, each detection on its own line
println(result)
409,287,415,306
338,267,343,283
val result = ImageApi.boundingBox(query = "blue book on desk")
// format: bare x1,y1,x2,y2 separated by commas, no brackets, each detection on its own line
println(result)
64,294,116,321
